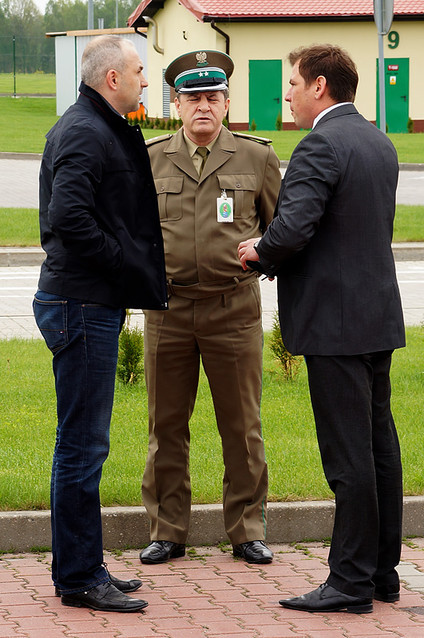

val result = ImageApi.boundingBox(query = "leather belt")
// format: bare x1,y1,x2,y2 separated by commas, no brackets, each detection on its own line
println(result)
167,273,257,299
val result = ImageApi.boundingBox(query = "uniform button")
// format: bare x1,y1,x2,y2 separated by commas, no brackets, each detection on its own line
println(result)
236,183,241,188
160,186,165,192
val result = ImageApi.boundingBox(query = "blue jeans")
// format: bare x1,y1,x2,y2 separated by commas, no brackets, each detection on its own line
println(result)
33,291,125,594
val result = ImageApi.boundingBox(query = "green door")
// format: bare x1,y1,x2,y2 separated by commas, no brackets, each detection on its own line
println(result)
249,60,282,130
376,58,409,133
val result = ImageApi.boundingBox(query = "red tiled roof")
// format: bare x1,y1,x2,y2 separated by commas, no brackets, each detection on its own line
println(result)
128,0,424,26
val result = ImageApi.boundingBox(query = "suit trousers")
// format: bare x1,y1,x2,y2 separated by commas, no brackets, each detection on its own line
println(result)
304,351,403,598
142,279,268,544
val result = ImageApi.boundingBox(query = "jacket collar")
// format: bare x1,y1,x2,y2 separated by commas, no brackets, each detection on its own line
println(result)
314,103,358,128
163,126,236,183
77,81,127,130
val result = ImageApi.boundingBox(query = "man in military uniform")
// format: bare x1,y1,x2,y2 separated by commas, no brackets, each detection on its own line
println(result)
140,50,281,565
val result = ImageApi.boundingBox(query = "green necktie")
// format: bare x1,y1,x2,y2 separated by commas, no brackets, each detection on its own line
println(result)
196,146,209,175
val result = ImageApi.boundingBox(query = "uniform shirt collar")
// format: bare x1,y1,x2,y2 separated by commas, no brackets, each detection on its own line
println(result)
183,130,219,157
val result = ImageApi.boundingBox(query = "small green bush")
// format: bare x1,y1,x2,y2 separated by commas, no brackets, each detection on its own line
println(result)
268,312,302,381
250,119,257,131
275,112,282,131
117,321,144,385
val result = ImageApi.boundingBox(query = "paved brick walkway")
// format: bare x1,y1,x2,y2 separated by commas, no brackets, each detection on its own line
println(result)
2,541,424,637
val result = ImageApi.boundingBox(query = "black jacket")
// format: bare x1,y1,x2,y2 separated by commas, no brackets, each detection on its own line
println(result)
38,82,168,310
257,105,405,355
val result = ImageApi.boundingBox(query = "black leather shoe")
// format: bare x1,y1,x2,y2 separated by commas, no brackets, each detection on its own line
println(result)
55,569,142,597
61,581,148,612
140,541,186,564
279,583,373,614
232,540,273,564
374,586,400,602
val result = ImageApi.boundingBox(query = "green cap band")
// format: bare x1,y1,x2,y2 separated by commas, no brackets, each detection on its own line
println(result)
174,67,227,91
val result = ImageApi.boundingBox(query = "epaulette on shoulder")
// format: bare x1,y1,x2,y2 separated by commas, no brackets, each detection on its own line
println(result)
232,131,273,145
145,133,173,147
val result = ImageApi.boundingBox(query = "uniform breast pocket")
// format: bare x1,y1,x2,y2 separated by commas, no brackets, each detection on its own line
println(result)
154,176,184,221
217,174,257,218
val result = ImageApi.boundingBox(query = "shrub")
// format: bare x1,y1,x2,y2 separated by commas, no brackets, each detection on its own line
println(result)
117,317,144,385
275,112,282,131
250,119,257,131
268,312,302,381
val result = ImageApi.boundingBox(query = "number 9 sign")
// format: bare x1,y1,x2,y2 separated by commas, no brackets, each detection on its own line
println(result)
388,31,400,49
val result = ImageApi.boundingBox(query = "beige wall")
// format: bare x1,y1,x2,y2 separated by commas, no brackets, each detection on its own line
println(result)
143,5,424,128
144,3,223,119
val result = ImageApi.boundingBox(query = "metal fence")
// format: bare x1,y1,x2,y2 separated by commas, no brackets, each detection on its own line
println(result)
0,35,55,76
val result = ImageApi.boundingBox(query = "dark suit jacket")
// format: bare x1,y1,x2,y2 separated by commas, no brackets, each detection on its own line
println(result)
257,104,405,355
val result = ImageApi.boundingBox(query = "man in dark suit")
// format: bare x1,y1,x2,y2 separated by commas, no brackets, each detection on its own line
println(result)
238,44,405,614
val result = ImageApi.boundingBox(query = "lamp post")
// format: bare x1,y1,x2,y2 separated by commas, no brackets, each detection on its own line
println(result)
87,0,94,29
373,0,394,133
12,35,16,98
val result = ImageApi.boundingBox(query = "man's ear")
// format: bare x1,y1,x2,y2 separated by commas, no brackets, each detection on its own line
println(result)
315,75,327,99
174,96,181,116
106,69,119,91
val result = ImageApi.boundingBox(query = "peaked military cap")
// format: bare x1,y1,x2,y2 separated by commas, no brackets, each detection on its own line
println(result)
165,50,234,93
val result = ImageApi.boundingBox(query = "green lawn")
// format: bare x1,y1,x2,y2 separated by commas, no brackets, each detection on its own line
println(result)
0,73,56,95
0,327,422,511
1,204,422,246
1,96,424,162
393,205,424,242
0,97,58,154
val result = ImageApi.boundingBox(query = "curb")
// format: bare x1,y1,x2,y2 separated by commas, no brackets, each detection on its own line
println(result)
2,244,424,267
1,497,424,553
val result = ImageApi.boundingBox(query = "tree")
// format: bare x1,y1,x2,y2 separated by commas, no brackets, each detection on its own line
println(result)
44,0,87,32
0,0,44,72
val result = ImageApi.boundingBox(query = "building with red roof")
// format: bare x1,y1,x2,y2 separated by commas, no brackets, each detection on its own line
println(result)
128,1,424,132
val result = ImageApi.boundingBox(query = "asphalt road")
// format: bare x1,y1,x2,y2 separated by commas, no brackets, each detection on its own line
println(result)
0,156,423,338
0,157,423,208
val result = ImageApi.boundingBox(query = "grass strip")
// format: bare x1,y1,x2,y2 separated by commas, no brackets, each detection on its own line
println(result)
1,96,424,162
1,204,422,246
0,327,422,511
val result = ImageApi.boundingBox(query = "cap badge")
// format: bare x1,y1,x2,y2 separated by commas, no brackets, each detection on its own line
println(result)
196,51,208,67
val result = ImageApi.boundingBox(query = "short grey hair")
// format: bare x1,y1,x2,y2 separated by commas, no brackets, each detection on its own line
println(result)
81,35,132,90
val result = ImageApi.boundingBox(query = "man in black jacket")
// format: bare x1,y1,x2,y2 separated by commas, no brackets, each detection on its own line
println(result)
239,44,404,614
33,35,167,613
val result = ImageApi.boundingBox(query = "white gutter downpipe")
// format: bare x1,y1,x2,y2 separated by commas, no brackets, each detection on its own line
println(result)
142,16,164,54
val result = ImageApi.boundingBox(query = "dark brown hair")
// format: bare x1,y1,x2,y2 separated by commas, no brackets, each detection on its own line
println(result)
288,44,358,102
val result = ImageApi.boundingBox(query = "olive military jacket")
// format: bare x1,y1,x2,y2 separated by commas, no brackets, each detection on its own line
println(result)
147,126,281,287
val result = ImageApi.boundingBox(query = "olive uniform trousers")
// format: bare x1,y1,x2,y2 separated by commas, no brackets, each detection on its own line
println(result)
142,276,268,544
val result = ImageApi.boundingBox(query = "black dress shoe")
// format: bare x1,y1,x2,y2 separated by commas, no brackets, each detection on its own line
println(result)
55,569,142,596
374,586,400,602
232,540,273,564
140,541,186,564
279,583,373,614
61,581,148,612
